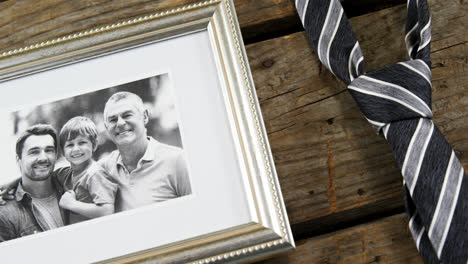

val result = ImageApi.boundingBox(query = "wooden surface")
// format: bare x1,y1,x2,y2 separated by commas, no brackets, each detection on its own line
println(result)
0,0,297,49
1,0,467,263
255,214,422,264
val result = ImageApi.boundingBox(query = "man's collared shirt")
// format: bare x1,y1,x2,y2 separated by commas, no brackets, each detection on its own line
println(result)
100,137,192,212
0,181,66,242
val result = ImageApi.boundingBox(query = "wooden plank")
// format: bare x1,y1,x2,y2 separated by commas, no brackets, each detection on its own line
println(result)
256,214,423,264
342,0,405,17
0,0,411,52
246,0,468,229
0,0,295,52
429,0,468,163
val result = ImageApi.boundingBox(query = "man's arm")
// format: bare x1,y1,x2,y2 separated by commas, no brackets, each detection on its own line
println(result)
0,207,17,242
0,178,20,204
175,152,192,197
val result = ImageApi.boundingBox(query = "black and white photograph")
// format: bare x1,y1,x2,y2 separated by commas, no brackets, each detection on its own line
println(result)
0,73,192,242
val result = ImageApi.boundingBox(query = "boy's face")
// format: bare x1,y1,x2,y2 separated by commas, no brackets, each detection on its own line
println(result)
63,135,95,166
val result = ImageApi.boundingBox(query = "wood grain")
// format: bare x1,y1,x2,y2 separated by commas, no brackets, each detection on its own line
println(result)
0,0,413,51
0,0,297,53
256,214,423,264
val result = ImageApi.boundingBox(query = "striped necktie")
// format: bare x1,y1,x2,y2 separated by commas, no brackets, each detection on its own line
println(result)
295,0,467,263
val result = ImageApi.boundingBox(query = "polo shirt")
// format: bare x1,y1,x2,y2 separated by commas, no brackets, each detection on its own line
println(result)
99,137,192,212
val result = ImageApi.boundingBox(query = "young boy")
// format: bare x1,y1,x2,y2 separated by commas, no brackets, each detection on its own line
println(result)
56,116,118,224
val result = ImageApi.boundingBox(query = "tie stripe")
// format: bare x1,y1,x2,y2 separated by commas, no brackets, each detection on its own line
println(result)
348,41,363,81
402,118,434,195
330,15,363,83
295,0,309,24
418,18,432,52
407,0,432,64
366,118,386,132
398,60,432,86
409,212,425,250
382,123,390,139
317,0,343,77
386,120,420,166
429,152,464,258
364,64,432,107
405,22,420,57
349,75,432,119
301,0,363,84
297,0,468,262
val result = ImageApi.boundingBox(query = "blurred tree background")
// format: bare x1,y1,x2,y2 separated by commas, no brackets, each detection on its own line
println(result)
12,73,181,170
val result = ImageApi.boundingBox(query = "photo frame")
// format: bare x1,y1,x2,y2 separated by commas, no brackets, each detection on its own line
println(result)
0,0,294,263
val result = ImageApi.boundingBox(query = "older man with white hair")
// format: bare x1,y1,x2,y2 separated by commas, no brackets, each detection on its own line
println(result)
99,92,191,212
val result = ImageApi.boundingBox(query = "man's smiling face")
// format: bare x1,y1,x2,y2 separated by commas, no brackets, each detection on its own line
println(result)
18,134,57,182
104,99,148,147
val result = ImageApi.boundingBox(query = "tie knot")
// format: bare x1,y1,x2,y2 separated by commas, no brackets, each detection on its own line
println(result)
348,59,433,133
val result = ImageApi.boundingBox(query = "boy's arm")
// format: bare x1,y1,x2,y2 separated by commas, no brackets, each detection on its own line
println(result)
59,191,114,218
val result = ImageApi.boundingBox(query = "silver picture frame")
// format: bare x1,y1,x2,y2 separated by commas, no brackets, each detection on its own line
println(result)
0,0,294,263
